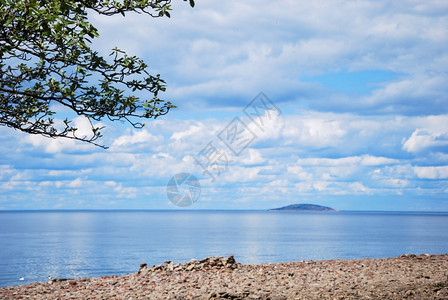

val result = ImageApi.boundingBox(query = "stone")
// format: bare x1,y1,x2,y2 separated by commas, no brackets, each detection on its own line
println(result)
2,254,448,299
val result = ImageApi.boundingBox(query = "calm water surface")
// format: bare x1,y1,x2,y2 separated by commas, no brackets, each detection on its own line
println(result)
1,210,447,287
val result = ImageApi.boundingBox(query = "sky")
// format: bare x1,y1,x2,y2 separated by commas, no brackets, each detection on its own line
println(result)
1,0,448,211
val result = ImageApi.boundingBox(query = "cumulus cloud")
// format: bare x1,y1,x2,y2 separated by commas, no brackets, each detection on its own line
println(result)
112,129,163,148
170,123,207,141
1,0,448,210
402,115,448,153
240,149,265,166
85,1,445,115
414,166,448,179
403,129,448,153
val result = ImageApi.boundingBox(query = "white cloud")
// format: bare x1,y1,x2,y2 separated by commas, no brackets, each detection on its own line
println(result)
39,181,63,188
287,165,313,180
220,166,262,184
361,155,400,166
402,115,448,154
414,166,448,179
48,169,92,177
170,123,205,141
349,182,371,194
260,179,290,194
240,149,265,166
382,178,410,188
403,129,448,153
105,181,117,187
68,178,83,188
114,184,138,199
371,164,415,180
112,129,163,148
0,181,18,190
297,157,360,166
283,116,346,147
313,181,331,192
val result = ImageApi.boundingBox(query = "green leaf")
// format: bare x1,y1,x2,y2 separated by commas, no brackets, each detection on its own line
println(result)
189,0,195,7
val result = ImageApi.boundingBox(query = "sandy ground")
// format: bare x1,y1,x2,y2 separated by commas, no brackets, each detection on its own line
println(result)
1,254,448,299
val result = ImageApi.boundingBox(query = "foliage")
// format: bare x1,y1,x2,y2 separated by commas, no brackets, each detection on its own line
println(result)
0,0,194,148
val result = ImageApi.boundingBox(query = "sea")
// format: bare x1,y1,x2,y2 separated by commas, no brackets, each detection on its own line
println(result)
1,210,448,287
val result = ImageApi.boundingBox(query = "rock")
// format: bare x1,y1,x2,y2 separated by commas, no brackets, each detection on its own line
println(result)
3,254,448,299
185,264,195,271
68,280,77,286
136,256,241,276
48,278,70,284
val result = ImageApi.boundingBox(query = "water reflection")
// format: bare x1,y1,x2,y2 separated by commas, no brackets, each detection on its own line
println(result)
0,210,447,287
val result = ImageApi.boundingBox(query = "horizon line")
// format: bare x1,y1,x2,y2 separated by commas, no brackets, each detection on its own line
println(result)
1,209,448,213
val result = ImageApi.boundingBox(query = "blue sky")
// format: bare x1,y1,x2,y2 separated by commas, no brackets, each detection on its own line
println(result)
1,0,448,211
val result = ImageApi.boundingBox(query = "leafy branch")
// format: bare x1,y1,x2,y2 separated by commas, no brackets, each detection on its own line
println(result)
0,0,194,148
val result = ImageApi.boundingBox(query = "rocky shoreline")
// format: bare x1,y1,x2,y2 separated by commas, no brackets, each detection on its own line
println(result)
1,254,448,299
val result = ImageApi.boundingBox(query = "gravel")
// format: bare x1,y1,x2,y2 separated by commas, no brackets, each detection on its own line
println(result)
1,254,447,299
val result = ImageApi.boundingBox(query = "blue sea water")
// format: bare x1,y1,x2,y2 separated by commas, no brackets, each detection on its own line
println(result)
1,210,448,287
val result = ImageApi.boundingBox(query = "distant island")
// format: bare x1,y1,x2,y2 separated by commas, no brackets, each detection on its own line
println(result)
269,203,337,212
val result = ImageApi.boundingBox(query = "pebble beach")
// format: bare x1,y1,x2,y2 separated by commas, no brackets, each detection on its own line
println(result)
1,254,447,299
